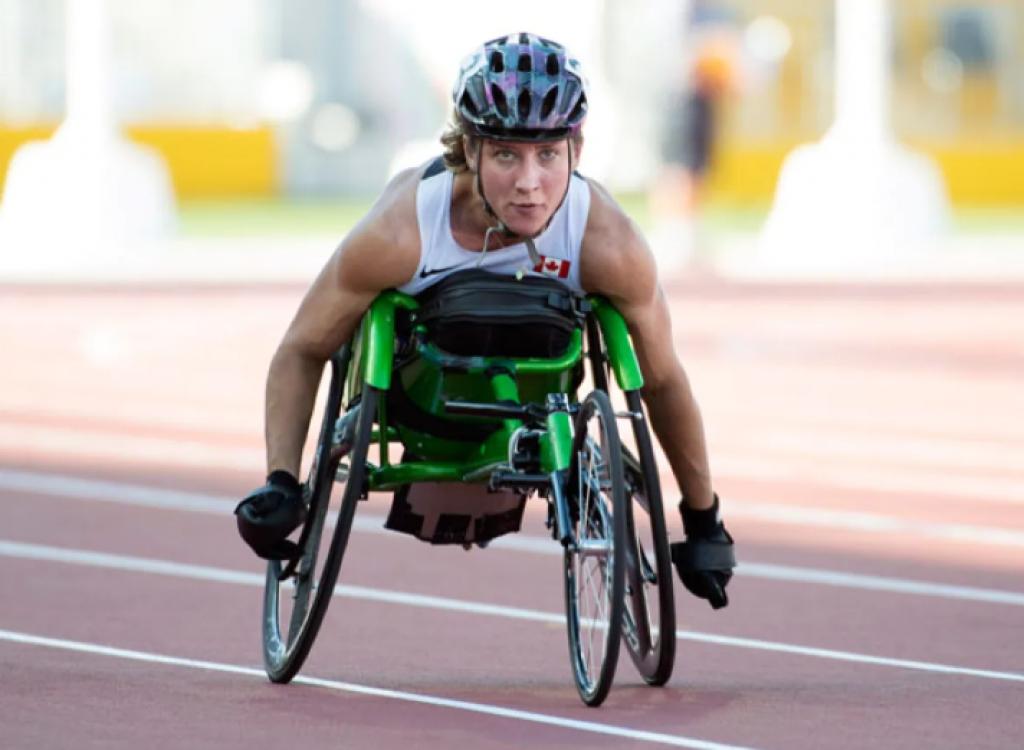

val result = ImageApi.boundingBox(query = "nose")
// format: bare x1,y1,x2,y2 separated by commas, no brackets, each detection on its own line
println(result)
514,157,542,193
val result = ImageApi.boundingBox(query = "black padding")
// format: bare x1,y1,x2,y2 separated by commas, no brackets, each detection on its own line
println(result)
421,156,446,179
670,539,736,572
411,269,585,359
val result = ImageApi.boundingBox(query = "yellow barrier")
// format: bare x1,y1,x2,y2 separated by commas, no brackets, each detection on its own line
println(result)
3,126,1024,205
706,140,1024,206
0,125,277,199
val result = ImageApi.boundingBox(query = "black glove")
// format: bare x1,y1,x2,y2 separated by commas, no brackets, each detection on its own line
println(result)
234,470,306,560
669,494,736,610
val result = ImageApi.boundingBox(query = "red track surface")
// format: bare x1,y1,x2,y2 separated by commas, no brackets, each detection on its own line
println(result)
2,278,1022,749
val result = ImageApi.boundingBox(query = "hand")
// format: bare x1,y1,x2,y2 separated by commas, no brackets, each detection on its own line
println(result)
669,494,736,610
234,471,306,560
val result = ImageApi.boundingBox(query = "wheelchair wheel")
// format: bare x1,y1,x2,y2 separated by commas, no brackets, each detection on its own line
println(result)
585,317,677,686
620,390,677,685
564,389,627,707
262,346,378,684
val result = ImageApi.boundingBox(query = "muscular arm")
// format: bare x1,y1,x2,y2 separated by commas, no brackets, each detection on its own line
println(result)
265,169,421,478
579,180,714,511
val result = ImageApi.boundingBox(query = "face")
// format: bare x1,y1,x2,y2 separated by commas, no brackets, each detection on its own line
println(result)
467,138,580,237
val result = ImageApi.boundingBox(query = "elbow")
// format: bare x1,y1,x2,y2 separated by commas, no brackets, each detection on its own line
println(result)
272,335,328,374
641,361,692,401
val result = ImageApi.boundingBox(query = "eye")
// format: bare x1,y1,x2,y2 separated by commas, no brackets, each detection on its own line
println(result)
540,148,560,160
494,148,517,161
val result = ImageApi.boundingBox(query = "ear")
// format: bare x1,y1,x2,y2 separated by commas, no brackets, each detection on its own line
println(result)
463,135,477,173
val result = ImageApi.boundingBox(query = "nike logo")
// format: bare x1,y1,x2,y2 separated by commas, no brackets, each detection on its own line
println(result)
419,263,468,278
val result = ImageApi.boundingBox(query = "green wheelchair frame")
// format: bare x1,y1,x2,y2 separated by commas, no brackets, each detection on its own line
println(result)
260,290,677,707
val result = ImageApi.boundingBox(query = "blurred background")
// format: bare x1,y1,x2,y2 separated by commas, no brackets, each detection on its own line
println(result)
0,0,1021,260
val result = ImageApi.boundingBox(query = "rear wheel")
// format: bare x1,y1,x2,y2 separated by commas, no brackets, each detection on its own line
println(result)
564,389,627,707
262,346,378,684
620,390,676,685
585,317,677,686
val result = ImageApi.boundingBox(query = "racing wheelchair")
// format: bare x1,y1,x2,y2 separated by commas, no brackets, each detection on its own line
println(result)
259,270,676,707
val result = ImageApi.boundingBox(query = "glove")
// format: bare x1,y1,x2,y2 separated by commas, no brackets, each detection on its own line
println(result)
669,493,736,610
234,470,307,560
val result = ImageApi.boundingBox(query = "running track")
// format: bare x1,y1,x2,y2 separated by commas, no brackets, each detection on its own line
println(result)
2,277,1022,749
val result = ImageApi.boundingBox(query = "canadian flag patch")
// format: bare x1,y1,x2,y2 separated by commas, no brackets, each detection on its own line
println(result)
533,255,571,279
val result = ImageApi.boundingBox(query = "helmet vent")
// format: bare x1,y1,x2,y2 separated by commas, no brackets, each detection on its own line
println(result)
489,50,504,73
568,98,585,124
518,54,532,73
519,32,530,45
517,89,532,122
559,81,579,115
540,87,558,120
546,53,560,76
491,84,509,118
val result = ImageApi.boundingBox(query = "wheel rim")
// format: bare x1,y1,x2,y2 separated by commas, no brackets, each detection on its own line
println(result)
261,381,375,683
263,450,347,673
622,490,663,669
617,390,676,686
565,392,625,705
569,448,615,695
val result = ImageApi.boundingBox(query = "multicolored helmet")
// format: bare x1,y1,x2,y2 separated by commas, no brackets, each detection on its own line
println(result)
453,32,589,142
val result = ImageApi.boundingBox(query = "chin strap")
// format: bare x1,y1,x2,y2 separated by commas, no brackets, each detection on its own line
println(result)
472,138,575,271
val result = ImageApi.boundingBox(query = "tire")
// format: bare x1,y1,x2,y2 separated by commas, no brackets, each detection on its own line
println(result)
585,316,677,686
563,389,628,707
261,346,377,684
620,389,677,686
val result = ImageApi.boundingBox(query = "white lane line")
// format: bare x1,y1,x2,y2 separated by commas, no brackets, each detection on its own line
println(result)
491,536,1024,607
7,418,1024,504
3,468,1024,606
3,540,1023,684
0,426,263,472
713,456,1024,505
0,630,758,750
723,499,1024,549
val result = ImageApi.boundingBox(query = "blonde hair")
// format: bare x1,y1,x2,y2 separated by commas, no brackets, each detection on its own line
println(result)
439,111,585,173
440,111,474,173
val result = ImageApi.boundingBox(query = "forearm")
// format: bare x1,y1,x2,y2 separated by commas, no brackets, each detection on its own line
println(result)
264,343,326,478
641,373,714,511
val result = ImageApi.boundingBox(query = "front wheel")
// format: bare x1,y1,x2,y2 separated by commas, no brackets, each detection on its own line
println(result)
563,389,628,707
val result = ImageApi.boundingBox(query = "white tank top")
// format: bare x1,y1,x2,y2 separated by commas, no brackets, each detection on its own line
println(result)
397,161,591,297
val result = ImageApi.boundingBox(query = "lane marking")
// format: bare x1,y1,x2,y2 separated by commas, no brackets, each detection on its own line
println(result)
714,455,1024,505
6,418,1024,504
3,468,1024,606
3,540,1022,684
492,536,1024,607
723,498,1024,549
745,430,1024,474
0,630,759,750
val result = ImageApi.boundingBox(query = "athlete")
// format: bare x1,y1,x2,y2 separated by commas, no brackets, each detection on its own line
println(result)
235,33,735,609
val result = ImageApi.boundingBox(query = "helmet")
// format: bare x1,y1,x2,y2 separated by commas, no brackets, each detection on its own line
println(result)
453,32,589,142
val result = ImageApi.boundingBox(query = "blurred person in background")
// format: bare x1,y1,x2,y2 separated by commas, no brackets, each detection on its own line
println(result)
234,31,737,611
649,10,741,269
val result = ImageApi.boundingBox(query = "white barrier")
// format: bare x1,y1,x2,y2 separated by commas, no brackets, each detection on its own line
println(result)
0,0,176,261
759,0,951,269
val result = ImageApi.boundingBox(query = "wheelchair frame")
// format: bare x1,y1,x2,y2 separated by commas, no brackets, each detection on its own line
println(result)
260,290,676,707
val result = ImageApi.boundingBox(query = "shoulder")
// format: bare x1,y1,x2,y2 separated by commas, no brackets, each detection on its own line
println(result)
333,163,429,294
578,177,659,306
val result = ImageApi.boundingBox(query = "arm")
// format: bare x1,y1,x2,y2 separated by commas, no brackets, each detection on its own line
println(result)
581,179,733,609
579,180,714,511
265,169,421,479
